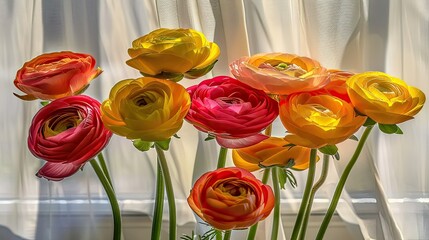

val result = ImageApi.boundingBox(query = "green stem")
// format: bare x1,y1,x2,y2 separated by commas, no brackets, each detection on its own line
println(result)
216,231,222,240
215,146,229,239
223,230,232,240
290,148,317,240
271,167,281,240
97,152,113,189
216,147,228,169
247,168,271,240
299,154,330,240
316,126,374,240
151,161,164,240
90,160,121,240
155,144,176,240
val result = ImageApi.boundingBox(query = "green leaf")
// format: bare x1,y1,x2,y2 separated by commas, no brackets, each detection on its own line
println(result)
185,60,218,79
363,117,376,127
278,168,288,190
133,139,153,152
348,135,359,141
278,168,298,189
319,145,338,155
204,134,215,141
286,170,298,188
155,138,171,150
334,152,340,160
40,101,50,106
173,134,181,139
378,124,403,134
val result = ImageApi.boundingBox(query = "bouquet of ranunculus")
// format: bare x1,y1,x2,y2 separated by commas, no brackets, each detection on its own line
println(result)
14,28,426,240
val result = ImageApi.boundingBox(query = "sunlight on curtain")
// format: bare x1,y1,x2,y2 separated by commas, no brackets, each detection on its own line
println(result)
1,0,428,239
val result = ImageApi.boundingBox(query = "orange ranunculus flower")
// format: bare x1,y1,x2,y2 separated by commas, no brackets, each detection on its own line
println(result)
229,53,329,95
279,93,367,148
14,51,102,101
232,137,317,171
126,28,220,81
188,167,274,230
347,71,426,124
100,77,190,141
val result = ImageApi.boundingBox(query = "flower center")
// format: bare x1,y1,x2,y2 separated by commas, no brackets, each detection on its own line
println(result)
134,95,155,107
258,62,307,77
217,180,253,198
373,82,403,99
300,103,340,130
218,97,244,105
43,110,83,137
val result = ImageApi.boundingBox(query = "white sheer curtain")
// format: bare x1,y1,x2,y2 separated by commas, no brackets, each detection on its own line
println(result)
1,0,428,239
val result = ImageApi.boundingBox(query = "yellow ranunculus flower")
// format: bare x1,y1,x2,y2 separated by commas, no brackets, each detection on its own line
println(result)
347,71,426,124
126,28,220,81
279,93,367,148
232,137,318,171
100,77,191,141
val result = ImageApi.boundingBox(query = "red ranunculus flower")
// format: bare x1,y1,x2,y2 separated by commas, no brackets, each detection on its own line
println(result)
185,76,279,148
28,95,112,180
14,51,102,101
187,167,275,230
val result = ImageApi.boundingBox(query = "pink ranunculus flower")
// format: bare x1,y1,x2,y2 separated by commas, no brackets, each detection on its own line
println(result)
28,95,112,180
185,76,279,148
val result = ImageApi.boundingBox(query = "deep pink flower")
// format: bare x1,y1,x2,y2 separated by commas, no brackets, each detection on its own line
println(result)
185,76,279,148
28,95,112,180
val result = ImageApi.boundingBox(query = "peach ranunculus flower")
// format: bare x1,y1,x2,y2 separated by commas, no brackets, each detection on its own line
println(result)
232,137,318,171
279,93,367,149
14,51,102,101
126,28,220,81
229,53,330,95
187,167,275,230
100,77,190,141
347,71,426,124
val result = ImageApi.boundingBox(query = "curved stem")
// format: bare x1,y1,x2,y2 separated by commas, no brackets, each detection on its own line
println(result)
271,167,281,240
90,160,121,240
151,161,164,240
223,230,232,240
97,152,113,189
155,144,176,240
299,154,330,240
216,147,228,169
215,146,229,239
316,126,374,240
290,148,317,240
246,168,271,240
